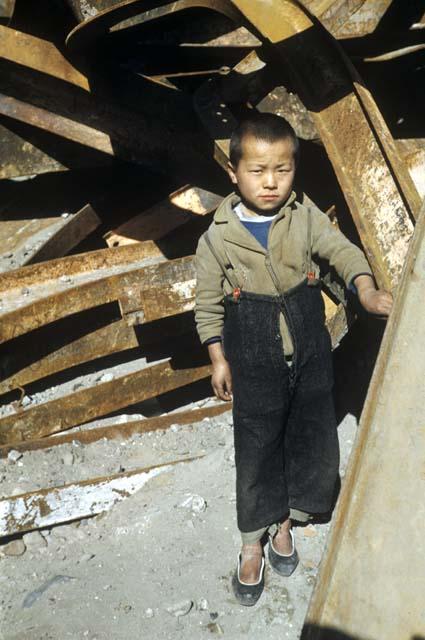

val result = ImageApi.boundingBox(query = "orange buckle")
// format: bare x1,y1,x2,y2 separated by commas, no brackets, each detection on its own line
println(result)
233,287,241,302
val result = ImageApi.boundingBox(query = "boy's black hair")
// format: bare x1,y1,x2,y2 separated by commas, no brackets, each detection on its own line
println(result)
229,112,299,167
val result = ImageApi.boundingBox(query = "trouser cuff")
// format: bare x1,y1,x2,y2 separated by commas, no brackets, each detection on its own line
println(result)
239,509,312,544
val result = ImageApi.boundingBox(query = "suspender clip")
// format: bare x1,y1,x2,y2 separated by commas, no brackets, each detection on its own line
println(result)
233,287,242,303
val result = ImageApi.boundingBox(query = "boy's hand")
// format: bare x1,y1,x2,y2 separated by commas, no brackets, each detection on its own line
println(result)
208,342,233,401
353,274,393,317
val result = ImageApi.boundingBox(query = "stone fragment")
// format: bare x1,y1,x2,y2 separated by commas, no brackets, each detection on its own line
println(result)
144,608,154,618
23,531,47,550
21,395,32,407
100,372,114,383
7,449,23,463
303,525,318,538
197,598,209,611
166,599,193,617
78,553,95,563
207,622,224,635
180,494,207,514
1,539,26,556
61,451,74,466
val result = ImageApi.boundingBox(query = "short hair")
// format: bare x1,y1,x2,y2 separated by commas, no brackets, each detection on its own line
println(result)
229,112,299,167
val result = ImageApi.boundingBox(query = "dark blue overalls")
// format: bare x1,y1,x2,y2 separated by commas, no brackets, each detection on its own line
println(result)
205,214,340,533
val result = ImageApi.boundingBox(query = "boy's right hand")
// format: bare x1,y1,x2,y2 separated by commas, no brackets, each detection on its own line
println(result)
211,360,233,401
207,342,233,401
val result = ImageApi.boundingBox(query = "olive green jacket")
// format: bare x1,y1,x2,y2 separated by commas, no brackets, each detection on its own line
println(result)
195,192,372,355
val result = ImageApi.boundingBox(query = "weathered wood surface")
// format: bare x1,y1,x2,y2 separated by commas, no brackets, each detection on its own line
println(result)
0,320,138,396
104,185,222,248
0,403,229,457
0,359,211,444
0,254,196,343
303,203,425,640
0,457,201,537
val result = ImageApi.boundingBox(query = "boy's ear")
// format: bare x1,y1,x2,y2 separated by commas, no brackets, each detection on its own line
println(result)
227,162,238,185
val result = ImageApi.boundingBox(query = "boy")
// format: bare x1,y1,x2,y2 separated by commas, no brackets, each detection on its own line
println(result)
194,113,392,606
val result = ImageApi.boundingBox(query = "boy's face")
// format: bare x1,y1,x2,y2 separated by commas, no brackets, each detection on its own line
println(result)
228,135,296,215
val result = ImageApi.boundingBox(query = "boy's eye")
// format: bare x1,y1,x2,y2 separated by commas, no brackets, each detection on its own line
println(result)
249,169,262,174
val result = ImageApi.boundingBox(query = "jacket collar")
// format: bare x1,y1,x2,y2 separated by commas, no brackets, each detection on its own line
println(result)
213,191,297,254
213,191,297,224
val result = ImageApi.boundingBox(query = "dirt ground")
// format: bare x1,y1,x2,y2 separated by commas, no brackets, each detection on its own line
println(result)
0,398,358,640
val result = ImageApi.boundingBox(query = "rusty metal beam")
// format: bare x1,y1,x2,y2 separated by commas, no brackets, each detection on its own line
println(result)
0,358,211,444
0,254,196,343
104,185,222,248
0,319,138,396
65,0,242,51
26,205,101,264
0,26,89,90
0,204,101,273
303,200,425,640
0,93,116,156
0,456,201,537
299,1,367,36
0,0,15,21
0,25,211,179
0,403,229,457
0,244,158,291
0,117,113,180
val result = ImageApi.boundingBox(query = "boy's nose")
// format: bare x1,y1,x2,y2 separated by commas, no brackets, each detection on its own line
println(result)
263,172,277,188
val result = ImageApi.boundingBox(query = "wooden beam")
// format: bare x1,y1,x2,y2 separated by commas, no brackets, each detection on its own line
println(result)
0,456,202,537
0,359,211,444
0,403,230,456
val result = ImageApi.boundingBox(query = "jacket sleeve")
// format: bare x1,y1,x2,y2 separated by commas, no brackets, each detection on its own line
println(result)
310,207,373,287
194,232,225,344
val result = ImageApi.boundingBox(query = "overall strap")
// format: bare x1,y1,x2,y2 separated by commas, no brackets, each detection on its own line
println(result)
204,229,240,290
306,205,313,276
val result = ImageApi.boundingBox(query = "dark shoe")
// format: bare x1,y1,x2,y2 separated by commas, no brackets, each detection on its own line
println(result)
268,529,299,577
231,554,265,606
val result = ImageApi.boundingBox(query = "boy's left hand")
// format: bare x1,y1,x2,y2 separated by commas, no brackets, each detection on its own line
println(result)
354,274,393,317
359,288,393,316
